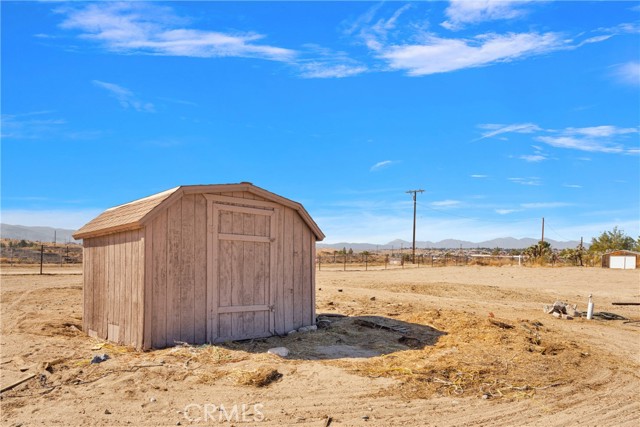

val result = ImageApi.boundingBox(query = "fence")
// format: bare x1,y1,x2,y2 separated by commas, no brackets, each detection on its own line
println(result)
0,244,83,271
315,252,595,271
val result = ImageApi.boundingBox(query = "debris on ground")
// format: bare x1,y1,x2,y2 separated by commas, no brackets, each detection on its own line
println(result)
90,354,110,364
543,301,579,319
267,347,290,357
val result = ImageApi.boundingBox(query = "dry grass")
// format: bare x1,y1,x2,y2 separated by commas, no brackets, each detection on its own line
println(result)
234,367,283,387
332,309,595,400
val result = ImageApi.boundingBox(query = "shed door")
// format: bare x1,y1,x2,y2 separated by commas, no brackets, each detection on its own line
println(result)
610,256,636,269
208,201,277,342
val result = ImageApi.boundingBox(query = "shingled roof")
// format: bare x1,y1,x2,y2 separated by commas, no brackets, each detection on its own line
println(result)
73,183,325,241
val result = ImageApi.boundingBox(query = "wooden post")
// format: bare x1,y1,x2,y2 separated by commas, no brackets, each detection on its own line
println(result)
40,245,44,275
365,253,368,271
343,254,346,271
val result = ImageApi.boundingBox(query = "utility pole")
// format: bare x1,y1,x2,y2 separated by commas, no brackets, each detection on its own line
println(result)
541,217,545,243
406,189,425,264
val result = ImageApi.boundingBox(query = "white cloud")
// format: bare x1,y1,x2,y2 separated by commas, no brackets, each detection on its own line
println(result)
442,0,534,31
518,154,547,162
509,177,542,186
370,160,396,172
93,80,155,112
520,202,573,209
476,123,542,140
479,122,639,155
470,174,488,178
57,2,296,62
563,184,582,189
431,200,461,208
613,61,640,87
495,209,519,215
298,62,368,79
379,32,565,76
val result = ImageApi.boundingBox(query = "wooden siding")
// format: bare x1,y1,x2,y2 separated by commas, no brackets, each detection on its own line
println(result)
141,190,316,348
83,229,144,348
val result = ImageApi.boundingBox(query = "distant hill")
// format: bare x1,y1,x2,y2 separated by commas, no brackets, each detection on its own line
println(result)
318,237,583,250
0,224,80,243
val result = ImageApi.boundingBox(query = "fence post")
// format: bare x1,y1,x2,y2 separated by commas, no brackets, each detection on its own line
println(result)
40,245,44,275
343,254,346,271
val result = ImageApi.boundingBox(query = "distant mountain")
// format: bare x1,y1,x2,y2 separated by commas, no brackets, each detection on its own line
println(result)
318,237,583,250
0,224,80,243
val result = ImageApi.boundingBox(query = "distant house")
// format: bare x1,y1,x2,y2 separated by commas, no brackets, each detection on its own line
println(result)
601,250,640,269
73,183,325,349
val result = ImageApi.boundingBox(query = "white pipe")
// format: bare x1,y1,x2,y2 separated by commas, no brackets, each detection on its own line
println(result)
586,294,594,320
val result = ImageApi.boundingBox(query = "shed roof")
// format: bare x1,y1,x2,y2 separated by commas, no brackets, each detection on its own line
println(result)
73,183,325,241
603,250,640,256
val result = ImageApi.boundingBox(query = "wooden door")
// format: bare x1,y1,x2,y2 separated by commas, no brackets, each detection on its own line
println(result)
207,198,277,342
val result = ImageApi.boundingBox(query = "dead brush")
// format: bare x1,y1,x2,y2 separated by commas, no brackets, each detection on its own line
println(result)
332,310,594,400
234,367,283,387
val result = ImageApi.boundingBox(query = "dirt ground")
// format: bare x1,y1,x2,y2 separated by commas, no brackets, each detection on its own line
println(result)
1,265,639,426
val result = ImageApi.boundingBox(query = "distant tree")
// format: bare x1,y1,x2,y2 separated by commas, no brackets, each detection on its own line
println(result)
348,248,354,255
524,241,552,262
18,239,28,248
635,236,640,252
589,227,635,253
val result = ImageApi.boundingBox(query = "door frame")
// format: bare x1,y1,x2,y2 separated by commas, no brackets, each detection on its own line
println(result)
204,194,279,342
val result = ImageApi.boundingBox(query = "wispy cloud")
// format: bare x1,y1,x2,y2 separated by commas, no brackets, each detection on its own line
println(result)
378,32,566,76
1,111,66,139
479,122,639,155
563,184,583,189
442,0,535,31
509,177,542,186
476,123,542,140
495,208,520,215
297,46,368,78
536,126,639,154
431,199,461,208
612,61,640,86
92,80,155,112
370,160,396,172
470,174,488,179
521,202,573,209
56,2,296,62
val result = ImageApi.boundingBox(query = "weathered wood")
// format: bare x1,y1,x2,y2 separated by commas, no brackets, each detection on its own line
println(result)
302,226,312,325
219,233,271,243
1,373,36,393
218,304,269,314
180,194,195,344
283,208,294,333
293,215,304,329
151,210,168,348
143,223,153,349
194,194,207,344
166,199,182,346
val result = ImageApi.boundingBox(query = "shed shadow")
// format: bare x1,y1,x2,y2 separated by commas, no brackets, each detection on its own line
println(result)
221,314,446,360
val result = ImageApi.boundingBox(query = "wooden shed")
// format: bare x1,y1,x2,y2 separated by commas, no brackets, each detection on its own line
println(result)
73,183,325,349
601,250,639,269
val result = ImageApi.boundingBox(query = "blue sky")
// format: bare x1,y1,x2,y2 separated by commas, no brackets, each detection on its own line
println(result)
2,1,639,244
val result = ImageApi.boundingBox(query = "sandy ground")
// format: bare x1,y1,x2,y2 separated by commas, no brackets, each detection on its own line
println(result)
1,265,639,426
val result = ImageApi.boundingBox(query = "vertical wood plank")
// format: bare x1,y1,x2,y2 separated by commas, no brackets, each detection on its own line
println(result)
167,198,182,346
152,211,168,348
310,233,317,326
275,209,284,335
283,208,294,333
180,194,195,343
302,227,311,325
242,214,255,335
136,230,145,349
124,231,132,346
130,231,140,347
194,195,207,344
143,224,153,349
207,201,219,343
98,237,106,339
116,232,125,343
84,242,93,333
293,215,303,329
